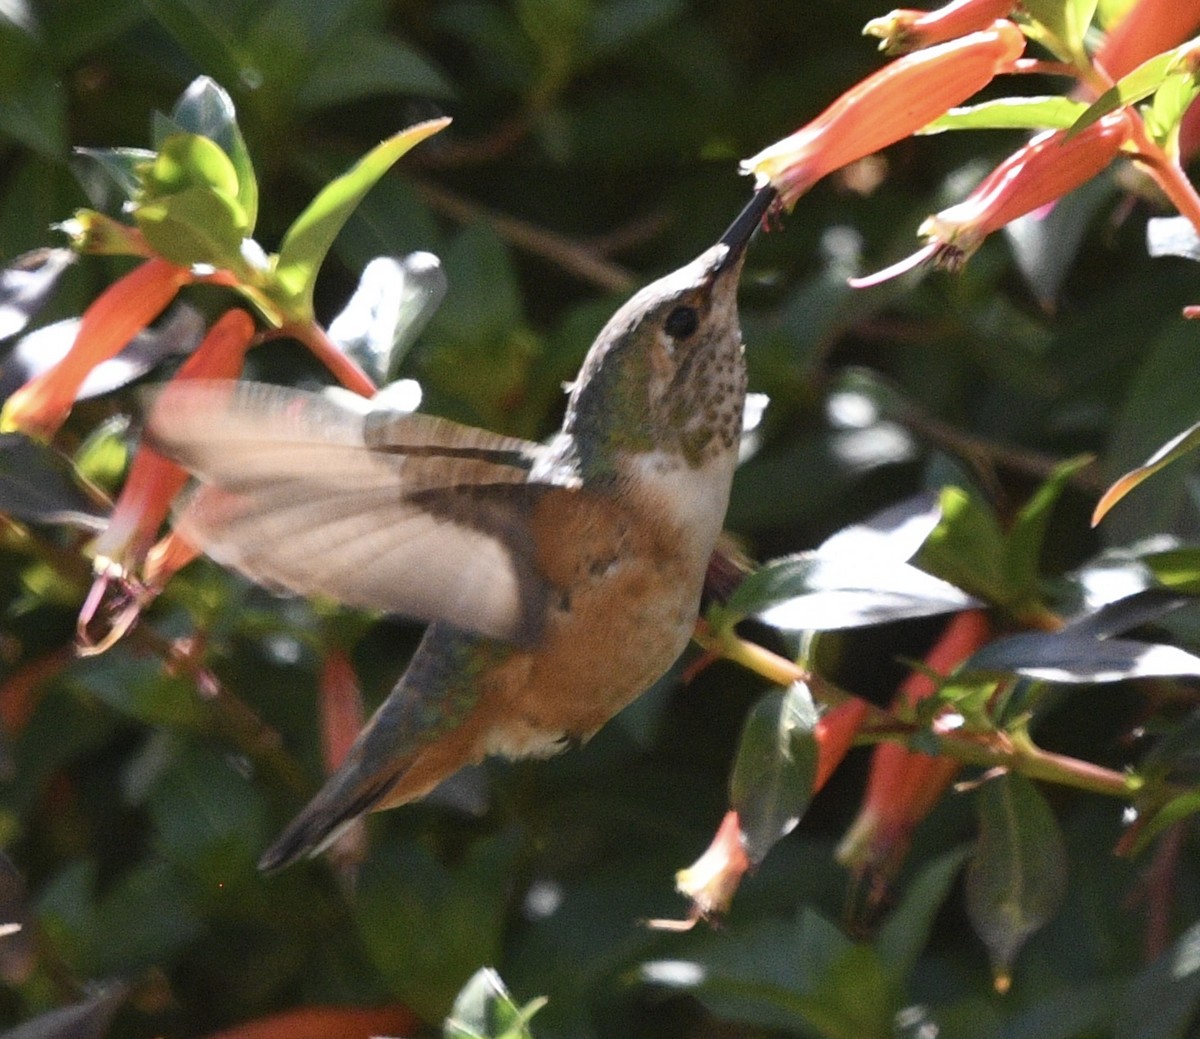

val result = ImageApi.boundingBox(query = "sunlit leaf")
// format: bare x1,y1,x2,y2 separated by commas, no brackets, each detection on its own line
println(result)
273,118,450,320
815,491,941,564
72,147,157,208
1092,419,1200,525
0,433,108,529
966,774,1067,991
326,252,448,383
1071,40,1200,139
0,247,73,341
962,630,1200,682
1143,547,1200,593
726,553,978,631
729,682,819,863
166,76,257,231
1146,215,1200,260
1020,0,1099,64
444,967,546,1039
918,486,1013,606
921,96,1089,134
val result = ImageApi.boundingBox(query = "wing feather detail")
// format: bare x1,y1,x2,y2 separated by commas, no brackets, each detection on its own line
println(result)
146,381,575,643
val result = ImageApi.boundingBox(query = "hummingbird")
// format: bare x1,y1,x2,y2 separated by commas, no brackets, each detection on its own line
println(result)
146,186,774,872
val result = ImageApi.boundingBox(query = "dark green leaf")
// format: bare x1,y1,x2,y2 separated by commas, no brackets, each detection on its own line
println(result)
962,630,1200,682
1005,456,1094,603
0,434,108,529
0,247,73,341
296,33,453,110
966,774,1068,988
1062,587,1192,638
729,682,819,863
1114,920,1200,1039
875,846,971,984
273,118,449,319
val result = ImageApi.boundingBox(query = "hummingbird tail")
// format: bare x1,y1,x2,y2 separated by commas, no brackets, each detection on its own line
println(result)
257,771,399,874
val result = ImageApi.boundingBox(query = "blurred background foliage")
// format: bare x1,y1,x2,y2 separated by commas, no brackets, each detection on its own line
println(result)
3,1,1200,1037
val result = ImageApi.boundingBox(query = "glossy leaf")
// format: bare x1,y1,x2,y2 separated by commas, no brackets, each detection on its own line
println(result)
966,774,1067,989
166,77,257,231
134,185,247,269
444,968,546,1039
815,490,942,563
1146,215,1200,260
729,682,819,863
1021,0,1099,64
73,146,158,208
1093,418,1200,525
962,629,1200,682
1062,587,1193,638
918,486,1013,606
726,552,978,631
921,96,1089,134
0,306,205,403
273,118,450,319
0,247,74,341
326,252,448,383
0,433,108,529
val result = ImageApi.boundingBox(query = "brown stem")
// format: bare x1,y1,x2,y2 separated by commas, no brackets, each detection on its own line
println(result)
412,179,638,294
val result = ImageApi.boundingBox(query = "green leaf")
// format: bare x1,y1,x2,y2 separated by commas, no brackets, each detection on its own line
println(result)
1143,547,1200,593
0,434,108,530
444,968,547,1039
73,146,158,204
728,682,819,863
295,33,453,111
1071,42,1197,137
1093,418,1200,525
1114,919,1200,1038
1019,0,1099,65
1146,66,1200,149
921,96,1090,135
918,487,1014,607
138,131,242,206
273,117,449,319
1005,455,1093,604
966,774,1068,990
875,846,971,984
168,77,258,231
135,185,248,269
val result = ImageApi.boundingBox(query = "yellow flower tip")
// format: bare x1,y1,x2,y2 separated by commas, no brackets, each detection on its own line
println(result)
993,968,1013,995
674,811,751,922
864,1,1019,55
1,378,66,441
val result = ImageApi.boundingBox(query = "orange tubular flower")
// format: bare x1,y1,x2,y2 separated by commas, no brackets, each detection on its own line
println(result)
78,309,255,654
742,20,1025,209
1,257,191,440
669,810,752,927
90,309,255,577
852,110,1132,286
1094,0,1200,80
864,0,1016,55
836,609,991,896
814,697,871,791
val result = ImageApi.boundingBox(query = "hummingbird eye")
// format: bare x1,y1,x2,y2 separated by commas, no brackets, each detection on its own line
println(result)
663,305,699,340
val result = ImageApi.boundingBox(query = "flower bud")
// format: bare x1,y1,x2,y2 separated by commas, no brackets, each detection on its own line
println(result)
864,0,1016,55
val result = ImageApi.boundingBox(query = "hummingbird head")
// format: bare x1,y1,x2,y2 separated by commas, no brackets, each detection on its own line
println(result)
563,188,774,477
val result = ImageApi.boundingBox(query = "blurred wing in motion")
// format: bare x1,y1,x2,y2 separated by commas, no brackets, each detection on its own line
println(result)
146,381,572,644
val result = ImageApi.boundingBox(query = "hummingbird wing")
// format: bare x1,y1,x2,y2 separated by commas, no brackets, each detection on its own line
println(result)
146,380,574,644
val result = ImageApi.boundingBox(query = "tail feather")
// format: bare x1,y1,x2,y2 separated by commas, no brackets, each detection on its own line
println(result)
258,772,399,874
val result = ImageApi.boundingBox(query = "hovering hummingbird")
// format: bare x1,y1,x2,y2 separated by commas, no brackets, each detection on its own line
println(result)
147,187,774,871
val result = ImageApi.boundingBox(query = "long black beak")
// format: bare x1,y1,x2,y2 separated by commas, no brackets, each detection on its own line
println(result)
716,185,776,269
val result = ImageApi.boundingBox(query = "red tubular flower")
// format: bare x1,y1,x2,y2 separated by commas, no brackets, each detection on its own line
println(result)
864,0,1016,55
668,809,752,927
78,309,254,654
836,609,991,896
1,257,191,439
813,697,871,791
852,111,1131,286
319,648,370,873
743,20,1025,208
1094,0,1200,80
90,309,255,576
